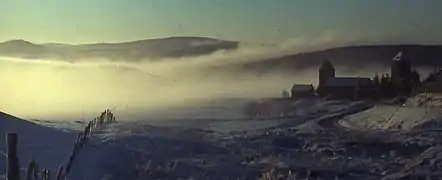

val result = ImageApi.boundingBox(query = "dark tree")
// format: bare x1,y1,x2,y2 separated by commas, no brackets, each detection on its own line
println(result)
411,69,420,82
384,73,391,83
379,74,387,97
380,74,387,86
411,69,421,91
425,73,437,82
384,73,394,96
373,74,380,86
372,74,381,98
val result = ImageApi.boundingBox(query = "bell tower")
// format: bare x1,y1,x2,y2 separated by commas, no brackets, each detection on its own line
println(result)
317,59,335,95
390,51,412,95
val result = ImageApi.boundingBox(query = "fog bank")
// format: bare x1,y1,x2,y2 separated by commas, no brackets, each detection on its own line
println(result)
0,34,406,121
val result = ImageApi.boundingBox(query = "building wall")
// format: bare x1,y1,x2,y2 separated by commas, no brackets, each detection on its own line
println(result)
325,86,374,100
291,92,315,99
291,89,315,99
319,68,335,88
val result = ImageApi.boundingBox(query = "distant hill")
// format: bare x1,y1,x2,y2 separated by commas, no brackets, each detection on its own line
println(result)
0,40,48,59
42,43,73,48
225,45,442,74
0,37,239,60
2,37,442,75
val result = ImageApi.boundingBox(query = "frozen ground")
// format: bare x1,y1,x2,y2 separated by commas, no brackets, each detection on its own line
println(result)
0,111,77,177
65,99,375,180
335,94,442,179
340,93,442,131
2,96,442,179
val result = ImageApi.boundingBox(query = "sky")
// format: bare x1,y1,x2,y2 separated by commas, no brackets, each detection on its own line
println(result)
1,0,442,44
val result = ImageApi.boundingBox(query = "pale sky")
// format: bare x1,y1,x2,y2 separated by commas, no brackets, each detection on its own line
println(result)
1,0,442,44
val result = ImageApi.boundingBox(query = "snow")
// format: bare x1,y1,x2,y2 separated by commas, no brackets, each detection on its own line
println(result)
0,111,77,176
340,105,442,130
207,119,282,133
62,99,372,179
404,93,442,107
4,96,436,179
340,94,442,131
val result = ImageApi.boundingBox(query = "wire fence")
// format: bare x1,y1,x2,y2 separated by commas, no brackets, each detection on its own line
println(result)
4,109,116,180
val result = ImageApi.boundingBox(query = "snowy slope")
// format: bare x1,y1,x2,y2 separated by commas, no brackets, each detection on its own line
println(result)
0,111,77,175
1,98,375,179
340,94,442,131
340,105,442,130
64,99,372,180
404,93,442,107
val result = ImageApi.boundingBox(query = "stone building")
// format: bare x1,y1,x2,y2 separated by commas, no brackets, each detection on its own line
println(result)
317,59,374,99
291,84,315,98
390,51,413,95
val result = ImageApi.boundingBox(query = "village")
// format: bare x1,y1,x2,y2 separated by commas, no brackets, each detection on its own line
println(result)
244,52,442,119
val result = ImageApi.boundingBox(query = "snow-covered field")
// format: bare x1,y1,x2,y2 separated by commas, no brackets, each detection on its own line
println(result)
3,96,442,179
1,98,373,180
340,93,442,131
0,112,77,176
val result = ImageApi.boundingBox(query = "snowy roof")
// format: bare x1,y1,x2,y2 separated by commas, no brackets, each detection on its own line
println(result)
291,84,314,92
325,77,372,87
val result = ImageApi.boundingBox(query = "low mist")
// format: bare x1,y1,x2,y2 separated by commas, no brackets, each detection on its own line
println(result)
0,57,296,121
0,35,400,121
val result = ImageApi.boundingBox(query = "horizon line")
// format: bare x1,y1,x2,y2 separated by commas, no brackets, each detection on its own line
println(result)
1,36,442,47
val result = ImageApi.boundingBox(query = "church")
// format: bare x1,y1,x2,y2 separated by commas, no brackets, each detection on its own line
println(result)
316,52,413,99
316,60,374,99
390,51,413,95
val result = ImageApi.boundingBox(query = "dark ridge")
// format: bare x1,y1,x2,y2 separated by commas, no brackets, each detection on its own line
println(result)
0,36,239,60
229,44,442,74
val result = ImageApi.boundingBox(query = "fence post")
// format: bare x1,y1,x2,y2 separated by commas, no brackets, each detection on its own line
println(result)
107,110,111,123
25,158,36,180
65,154,75,175
85,122,89,137
56,166,64,180
82,127,88,142
88,121,92,134
47,169,51,180
42,169,49,180
6,133,20,180
33,161,39,180
100,113,104,125
54,109,115,179
86,122,90,137
75,133,82,151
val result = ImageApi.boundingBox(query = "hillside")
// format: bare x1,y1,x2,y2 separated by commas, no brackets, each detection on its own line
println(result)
224,45,442,75
248,45,442,73
0,111,76,174
0,40,48,59
0,37,239,60
2,37,442,75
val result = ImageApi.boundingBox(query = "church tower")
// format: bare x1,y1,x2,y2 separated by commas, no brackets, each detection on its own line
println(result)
390,51,412,95
317,59,335,95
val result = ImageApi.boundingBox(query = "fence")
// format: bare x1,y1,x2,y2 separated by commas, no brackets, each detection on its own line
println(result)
4,109,116,180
